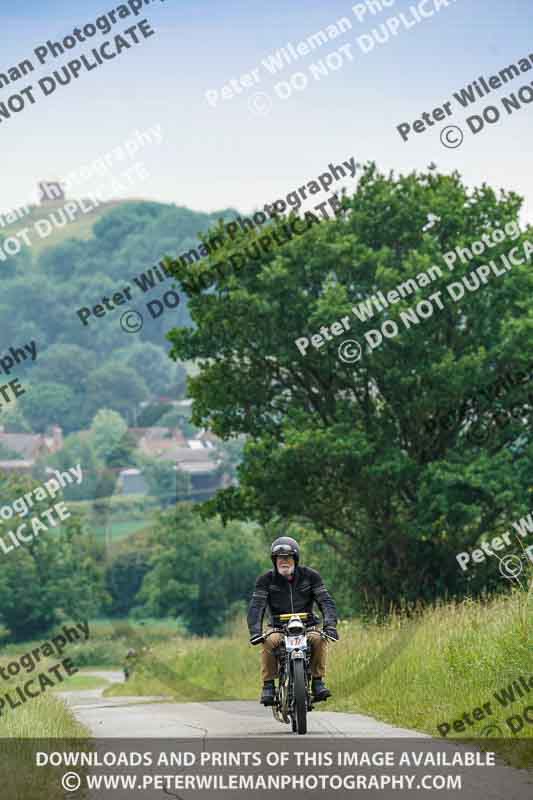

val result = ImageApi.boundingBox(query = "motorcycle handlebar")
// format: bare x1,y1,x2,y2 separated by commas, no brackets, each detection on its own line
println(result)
262,627,337,642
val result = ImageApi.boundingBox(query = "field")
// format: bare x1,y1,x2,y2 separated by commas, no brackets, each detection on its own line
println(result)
61,496,161,544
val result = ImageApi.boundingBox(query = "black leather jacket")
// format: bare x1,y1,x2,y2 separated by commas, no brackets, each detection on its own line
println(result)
247,565,337,636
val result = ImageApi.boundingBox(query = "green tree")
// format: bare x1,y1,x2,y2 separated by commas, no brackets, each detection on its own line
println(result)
0,237,32,279
137,403,169,427
158,408,199,437
165,162,533,611
30,343,97,391
111,343,187,397
0,405,33,433
38,238,91,280
84,364,149,424
34,432,102,501
0,472,107,639
105,535,152,617
213,436,245,483
135,506,264,634
19,382,76,433
88,409,137,468
89,409,129,462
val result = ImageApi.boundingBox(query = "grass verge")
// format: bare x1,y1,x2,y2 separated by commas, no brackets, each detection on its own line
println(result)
50,673,110,691
0,689,90,798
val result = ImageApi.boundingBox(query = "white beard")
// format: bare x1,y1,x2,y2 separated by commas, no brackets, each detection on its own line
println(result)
279,565,295,576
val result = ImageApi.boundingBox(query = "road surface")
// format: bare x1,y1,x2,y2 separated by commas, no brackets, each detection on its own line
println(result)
55,672,532,799
59,671,426,738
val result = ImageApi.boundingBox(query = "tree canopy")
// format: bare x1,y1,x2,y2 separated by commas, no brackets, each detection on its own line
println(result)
135,505,264,635
165,162,533,610
0,473,106,639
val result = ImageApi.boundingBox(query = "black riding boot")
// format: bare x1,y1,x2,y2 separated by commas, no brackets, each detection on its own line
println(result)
260,680,275,705
312,677,331,701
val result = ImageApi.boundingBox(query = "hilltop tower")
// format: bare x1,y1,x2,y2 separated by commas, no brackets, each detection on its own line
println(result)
38,181,65,205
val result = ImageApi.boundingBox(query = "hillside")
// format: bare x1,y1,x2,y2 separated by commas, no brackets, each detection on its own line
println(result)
0,199,237,435
1,198,149,258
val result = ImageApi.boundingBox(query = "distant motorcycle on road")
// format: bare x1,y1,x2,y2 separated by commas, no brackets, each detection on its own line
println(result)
270,612,336,735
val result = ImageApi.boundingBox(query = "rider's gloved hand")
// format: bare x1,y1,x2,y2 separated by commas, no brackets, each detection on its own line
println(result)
249,633,265,646
323,626,339,641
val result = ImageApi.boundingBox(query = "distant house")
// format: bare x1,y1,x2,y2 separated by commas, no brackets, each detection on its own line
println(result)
118,426,228,502
0,460,35,474
175,439,230,501
193,428,219,448
134,427,188,460
118,468,148,495
0,425,63,474
176,457,228,502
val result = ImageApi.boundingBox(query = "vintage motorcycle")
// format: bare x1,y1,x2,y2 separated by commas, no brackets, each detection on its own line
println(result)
269,612,336,735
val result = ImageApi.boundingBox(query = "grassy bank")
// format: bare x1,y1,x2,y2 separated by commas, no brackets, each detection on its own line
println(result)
0,682,90,798
0,615,180,796
106,590,533,764
0,621,119,797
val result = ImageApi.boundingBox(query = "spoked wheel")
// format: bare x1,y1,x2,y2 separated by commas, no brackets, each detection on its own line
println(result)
292,659,307,735
274,675,290,724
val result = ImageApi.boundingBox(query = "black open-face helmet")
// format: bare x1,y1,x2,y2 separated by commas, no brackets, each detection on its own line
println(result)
271,536,300,569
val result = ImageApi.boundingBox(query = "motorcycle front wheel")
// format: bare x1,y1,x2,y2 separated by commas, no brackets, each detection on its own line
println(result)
292,659,307,735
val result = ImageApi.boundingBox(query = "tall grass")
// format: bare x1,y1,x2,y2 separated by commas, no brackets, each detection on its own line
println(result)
0,690,91,799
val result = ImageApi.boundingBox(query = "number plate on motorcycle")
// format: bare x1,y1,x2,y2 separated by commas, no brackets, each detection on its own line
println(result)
287,635,304,647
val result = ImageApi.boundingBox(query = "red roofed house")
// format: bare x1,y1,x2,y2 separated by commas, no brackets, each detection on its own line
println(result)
0,425,63,474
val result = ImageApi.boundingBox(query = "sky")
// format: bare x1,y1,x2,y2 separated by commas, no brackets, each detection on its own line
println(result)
1,0,532,221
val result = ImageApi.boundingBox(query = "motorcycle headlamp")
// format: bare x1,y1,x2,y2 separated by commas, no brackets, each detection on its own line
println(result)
287,618,305,634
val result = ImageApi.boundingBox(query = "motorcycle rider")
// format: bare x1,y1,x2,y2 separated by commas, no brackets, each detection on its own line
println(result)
247,536,339,706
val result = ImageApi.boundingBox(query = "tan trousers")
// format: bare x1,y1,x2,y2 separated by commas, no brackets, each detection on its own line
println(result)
261,626,327,682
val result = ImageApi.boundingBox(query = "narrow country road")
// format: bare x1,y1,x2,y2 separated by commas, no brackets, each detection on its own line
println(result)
59,671,425,738
56,672,532,799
